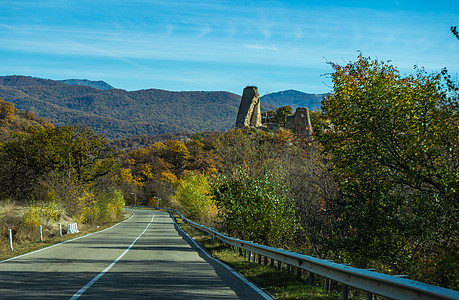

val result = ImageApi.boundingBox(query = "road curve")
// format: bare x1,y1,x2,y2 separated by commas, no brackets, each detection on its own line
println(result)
0,208,272,299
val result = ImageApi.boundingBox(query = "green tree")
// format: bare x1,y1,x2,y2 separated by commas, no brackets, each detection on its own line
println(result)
0,126,118,200
318,55,458,287
171,172,216,223
262,109,276,124
273,106,293,127
211,167,298,248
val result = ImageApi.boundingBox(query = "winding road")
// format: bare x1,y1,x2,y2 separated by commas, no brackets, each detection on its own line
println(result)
0,208,272,299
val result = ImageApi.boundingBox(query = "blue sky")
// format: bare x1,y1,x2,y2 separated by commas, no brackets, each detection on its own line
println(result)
1,0,458,96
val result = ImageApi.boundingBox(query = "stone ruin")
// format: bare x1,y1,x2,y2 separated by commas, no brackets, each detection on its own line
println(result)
234,86,313,136
285,107,313,136
235,86,262,128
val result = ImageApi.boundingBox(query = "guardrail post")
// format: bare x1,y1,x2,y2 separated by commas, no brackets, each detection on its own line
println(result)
366,292,374,300
297,267,302,278
277,260,282,271
40,225,43,242
258,254,262,264
270,258,274,267
308,272,315,285
324,278,331,291
287,264,291,274
342,284,349,300
9,229,13,251
264,256,268,265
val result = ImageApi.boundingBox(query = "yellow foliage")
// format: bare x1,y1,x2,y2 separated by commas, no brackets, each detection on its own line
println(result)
161,171,177,184
138,164,155,180
168,140,191,159
119,168,143,186
21,206,41,228
0,101,15,126
21,202,62,228
148,142,167,154
171,172,215,223
75,190,95,223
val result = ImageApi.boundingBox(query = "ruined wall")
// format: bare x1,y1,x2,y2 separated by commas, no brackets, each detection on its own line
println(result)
235,86,262,128
285,107,313,135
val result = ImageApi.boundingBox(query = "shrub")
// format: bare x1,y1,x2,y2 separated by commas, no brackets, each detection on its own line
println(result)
21,205,41,229
211,167,298,248
171,172,217,224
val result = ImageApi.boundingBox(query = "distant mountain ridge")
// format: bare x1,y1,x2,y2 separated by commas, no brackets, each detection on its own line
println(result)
59,79,115,90
0,76,278,139
261,89,327,110
0,76,324,139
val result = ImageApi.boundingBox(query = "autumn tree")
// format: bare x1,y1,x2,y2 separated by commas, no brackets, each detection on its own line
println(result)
118,143,176,205
0,126,118,200
0,98,15,126
319,55,458,287
171,172,217,224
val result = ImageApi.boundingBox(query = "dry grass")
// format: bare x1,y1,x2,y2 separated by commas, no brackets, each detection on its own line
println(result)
0,200,129,261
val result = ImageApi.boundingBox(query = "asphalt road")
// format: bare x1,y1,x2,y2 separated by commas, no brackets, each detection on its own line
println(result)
0,208,272,299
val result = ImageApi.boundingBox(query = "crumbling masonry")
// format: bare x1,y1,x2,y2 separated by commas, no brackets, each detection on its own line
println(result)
235,86,262,128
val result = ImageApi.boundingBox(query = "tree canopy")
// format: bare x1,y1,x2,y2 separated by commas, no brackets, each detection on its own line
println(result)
318,54,458,287
0,125,118,200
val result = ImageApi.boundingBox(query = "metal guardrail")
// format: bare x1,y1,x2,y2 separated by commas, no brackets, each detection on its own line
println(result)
127,205,459,300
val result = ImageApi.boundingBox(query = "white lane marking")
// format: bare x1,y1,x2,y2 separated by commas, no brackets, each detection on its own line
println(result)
70,213,155,299
0,212,135,264
171,214,273,300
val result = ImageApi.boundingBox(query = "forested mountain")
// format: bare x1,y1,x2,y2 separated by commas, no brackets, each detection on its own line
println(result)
58,79,115,90
0,76,276,139
260,89,327,110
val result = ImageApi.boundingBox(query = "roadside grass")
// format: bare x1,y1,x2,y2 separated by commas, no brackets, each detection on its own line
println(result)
0,213,131,262
175,216,357,300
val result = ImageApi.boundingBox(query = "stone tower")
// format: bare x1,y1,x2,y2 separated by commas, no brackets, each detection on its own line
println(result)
235,86,262,128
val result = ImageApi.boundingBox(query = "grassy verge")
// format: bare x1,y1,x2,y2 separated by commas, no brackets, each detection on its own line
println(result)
175,216,357,300
0,212,131,262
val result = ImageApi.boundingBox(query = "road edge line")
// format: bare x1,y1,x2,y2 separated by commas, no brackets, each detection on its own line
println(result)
0,212,135,264
169,212,274,300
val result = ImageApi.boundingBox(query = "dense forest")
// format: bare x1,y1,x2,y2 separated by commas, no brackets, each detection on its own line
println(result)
0,55,457,289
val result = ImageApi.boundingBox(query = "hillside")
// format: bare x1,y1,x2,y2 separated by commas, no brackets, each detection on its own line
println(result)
260,90,327,110
58,79,115,90
0,76,278,139
0,97,54,140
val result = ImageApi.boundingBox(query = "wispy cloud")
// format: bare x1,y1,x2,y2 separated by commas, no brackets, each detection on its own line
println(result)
0,0,458,94
244,44,278,51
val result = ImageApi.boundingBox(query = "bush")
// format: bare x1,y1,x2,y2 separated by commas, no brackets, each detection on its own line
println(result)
85,189,124,224
21,205,42,229
170,172,217,225
211,167,298,248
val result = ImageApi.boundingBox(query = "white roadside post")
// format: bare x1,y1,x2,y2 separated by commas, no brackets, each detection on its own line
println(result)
59,223,62,237
39,225,43,242
9,229,13,251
